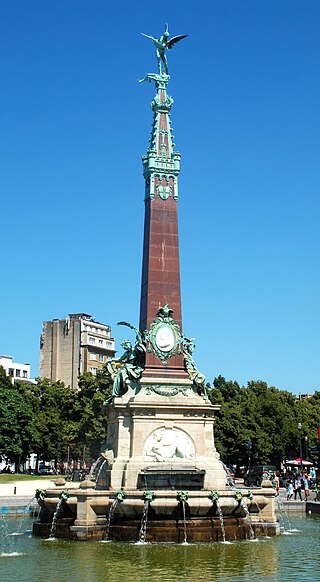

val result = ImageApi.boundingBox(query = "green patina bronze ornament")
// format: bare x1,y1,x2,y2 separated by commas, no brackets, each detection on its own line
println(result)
103,322,146,404
235,490,243,502
209,490,220,502
177,491,189,502
146,304,183,365
116,489,126,502
141,24,187,76
145,383,189,397
35,489,46,501
182,337,209,399
60,490,70,501
143,491,155,502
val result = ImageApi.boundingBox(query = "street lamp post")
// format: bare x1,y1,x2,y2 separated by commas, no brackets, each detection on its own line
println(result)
298,422,302,470
246,440,251,472
271,430,276,466
304,436,308,460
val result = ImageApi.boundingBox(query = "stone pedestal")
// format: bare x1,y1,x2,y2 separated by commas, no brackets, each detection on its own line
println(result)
106,379,226,491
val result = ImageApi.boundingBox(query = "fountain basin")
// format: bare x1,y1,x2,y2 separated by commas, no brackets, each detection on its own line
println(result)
32,486,279,542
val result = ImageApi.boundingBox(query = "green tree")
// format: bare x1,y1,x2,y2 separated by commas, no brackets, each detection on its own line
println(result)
24,377,79,465
210,376,301,469
0,366,38,469
24,371,112,466
294,393,320,462
74,371,112,460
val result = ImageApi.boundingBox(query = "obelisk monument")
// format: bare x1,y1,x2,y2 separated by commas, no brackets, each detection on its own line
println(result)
105,26,225,491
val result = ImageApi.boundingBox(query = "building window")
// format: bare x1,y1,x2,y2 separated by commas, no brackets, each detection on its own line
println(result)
99,339,103,346
90,367,97,375
8,368,14,377
15,369,21,377
106,341,112,348
89,337,95,345
23,370,28,378
99,354,104,363
89,353,96,361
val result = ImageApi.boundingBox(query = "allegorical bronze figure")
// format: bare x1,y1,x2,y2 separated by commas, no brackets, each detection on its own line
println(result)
141,23,187,75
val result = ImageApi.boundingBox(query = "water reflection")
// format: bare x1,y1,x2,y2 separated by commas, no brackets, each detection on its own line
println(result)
1,514,320,582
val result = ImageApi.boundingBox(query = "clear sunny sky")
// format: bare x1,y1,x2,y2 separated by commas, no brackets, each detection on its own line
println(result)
1,1,319,395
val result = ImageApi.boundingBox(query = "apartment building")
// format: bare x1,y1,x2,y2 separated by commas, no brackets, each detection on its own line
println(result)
0,355,36,384
40,313,115,390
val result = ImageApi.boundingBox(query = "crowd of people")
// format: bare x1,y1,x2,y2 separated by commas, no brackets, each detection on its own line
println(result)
285,466,320,501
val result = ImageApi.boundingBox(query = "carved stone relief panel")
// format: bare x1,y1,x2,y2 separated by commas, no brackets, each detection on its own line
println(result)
144,427,195,462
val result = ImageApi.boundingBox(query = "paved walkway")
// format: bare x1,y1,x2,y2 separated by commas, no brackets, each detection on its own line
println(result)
0,479,56,498
0,479,81,514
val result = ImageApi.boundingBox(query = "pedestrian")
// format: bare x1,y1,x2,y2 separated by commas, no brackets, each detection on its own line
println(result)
287,480,293,500
274,472,280,496
294,475,302,500
310,466,316,481
303,474,310,500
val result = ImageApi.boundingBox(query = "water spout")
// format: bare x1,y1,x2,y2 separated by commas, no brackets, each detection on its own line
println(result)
138,491,155,543
105,490,126,541
177,491,189,544
48,490,70,539
209,491,226,543
249,491,269,537
275,494,292,533
88,457,101,480
95,460,107,488
237,494,255,540
25,496,36,514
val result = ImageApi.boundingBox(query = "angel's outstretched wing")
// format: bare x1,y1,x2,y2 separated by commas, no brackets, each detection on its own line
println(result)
167,35,187,50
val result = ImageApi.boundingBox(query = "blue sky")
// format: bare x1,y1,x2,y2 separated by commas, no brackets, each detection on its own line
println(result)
1,1,319,395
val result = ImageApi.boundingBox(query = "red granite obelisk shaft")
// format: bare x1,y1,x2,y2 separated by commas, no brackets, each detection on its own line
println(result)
139,80,187,380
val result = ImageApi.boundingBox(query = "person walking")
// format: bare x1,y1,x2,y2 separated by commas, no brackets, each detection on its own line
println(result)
310,466,316,489
294,475,302,500
287,480,293,501
314,481,320,502
303,474,310,500
274,473,280,496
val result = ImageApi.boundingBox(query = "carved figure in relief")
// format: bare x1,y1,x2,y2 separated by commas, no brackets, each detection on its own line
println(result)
145,428,195,462
141,24,187,75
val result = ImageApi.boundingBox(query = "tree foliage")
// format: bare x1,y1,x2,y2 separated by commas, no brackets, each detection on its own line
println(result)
0,367,38,464
210,375,320,469
0,366,112,468
1,363,320,471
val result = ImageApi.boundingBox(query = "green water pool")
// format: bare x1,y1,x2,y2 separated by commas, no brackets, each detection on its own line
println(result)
1,513,319,581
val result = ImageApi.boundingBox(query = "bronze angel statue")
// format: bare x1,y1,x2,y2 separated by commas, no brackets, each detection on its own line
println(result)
141,24,187,75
